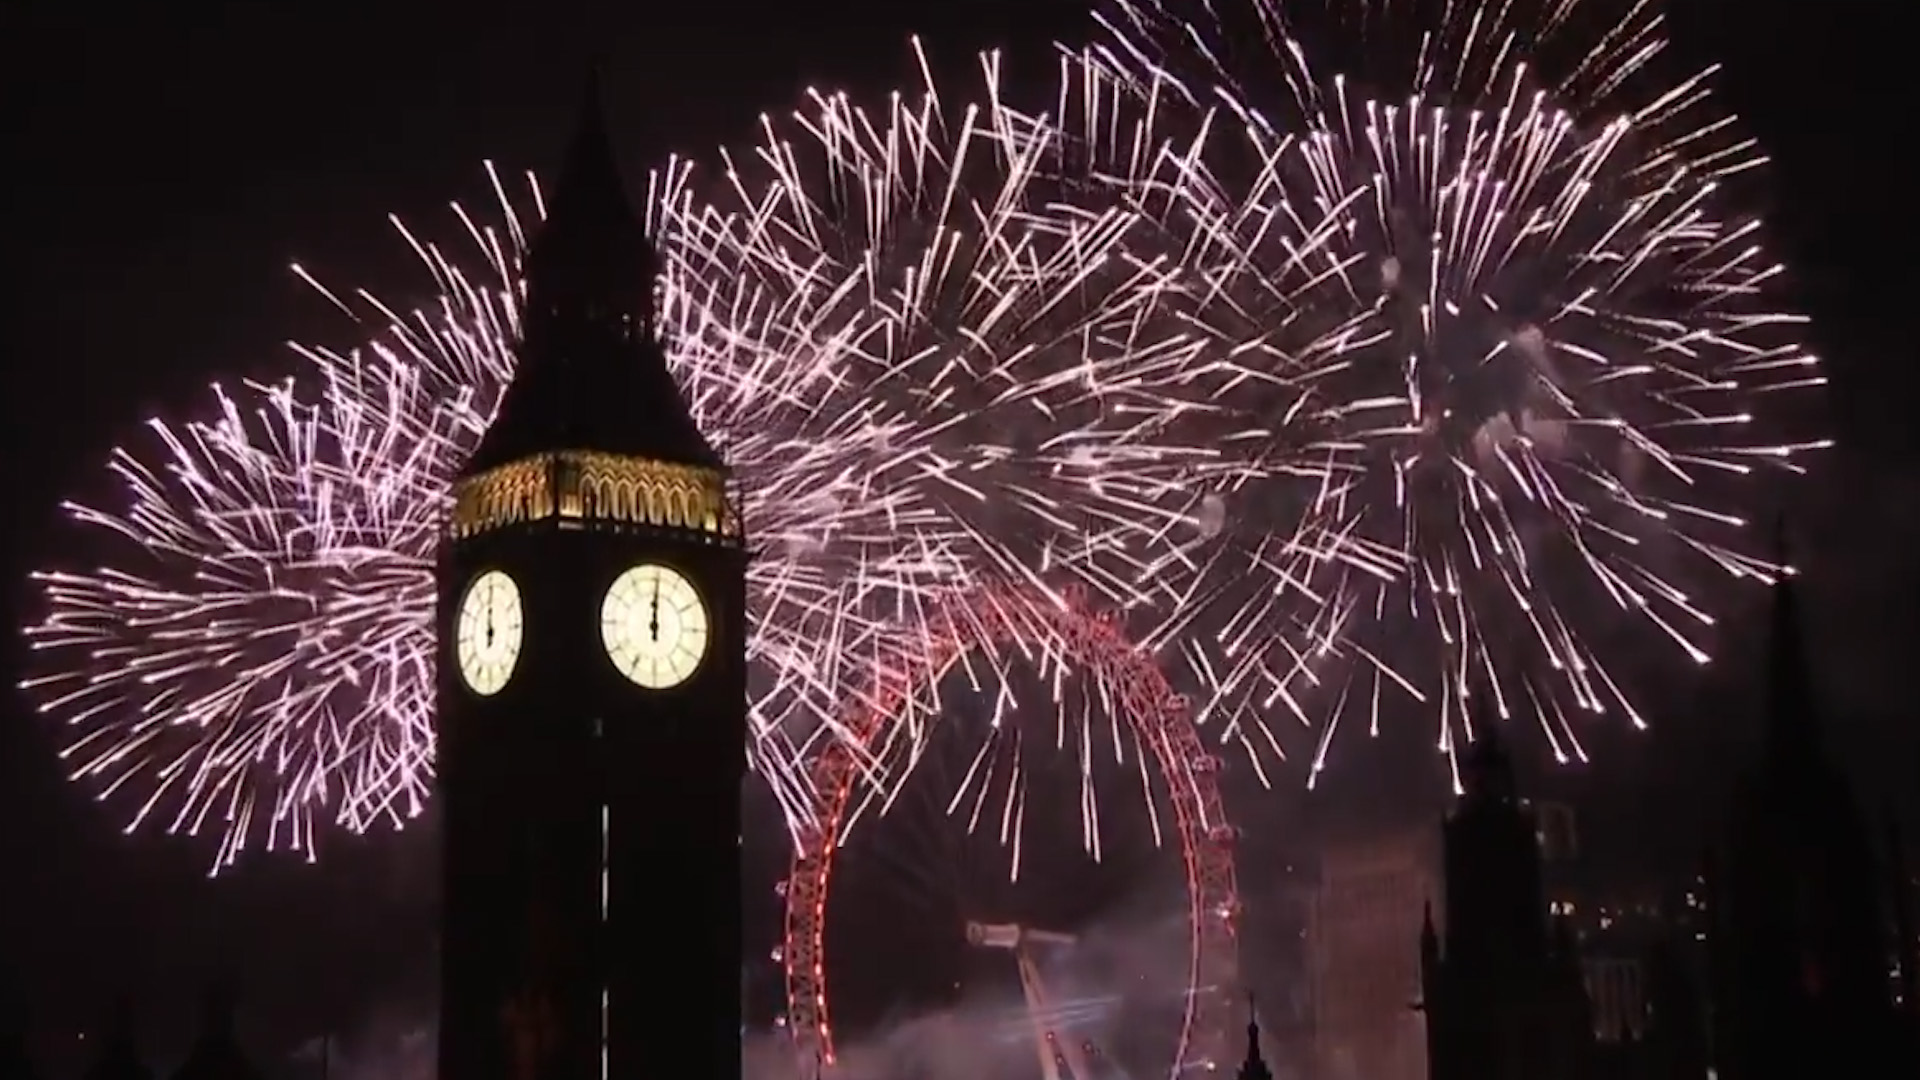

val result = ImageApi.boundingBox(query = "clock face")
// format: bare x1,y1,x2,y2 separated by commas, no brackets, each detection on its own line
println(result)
601,563,709,690
455,570,524,696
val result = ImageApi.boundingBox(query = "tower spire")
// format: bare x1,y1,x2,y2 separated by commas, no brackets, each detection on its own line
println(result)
1762,516,1820,760
532,67,651,293
1459,717,1516,806
1236,997,1272,1080
464,68,717,476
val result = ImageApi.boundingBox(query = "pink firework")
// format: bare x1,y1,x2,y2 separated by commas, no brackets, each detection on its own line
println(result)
21,47,1208,867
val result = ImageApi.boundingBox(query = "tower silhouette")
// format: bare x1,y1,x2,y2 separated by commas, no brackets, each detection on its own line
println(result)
434,71,749,1080
1419,721,1594,1080
1708,522,1908,1077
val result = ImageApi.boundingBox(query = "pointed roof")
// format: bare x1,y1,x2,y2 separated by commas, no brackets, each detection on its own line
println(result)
523,68,656,295
1757,516,1830,774
463,68,720,476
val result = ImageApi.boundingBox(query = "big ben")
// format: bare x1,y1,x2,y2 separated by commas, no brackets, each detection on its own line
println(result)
436,74,747,1080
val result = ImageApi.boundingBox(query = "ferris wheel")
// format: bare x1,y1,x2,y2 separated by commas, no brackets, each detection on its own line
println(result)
778,584,1245,1078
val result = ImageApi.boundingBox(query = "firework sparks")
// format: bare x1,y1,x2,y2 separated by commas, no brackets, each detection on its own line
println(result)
1073,0,1830,786
22,2,1830,863
21,44,1200,867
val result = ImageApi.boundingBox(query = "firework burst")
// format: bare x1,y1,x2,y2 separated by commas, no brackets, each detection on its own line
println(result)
23,2,1826,862
1071,0,1830,785
22,45,1202,867
25,377,449,863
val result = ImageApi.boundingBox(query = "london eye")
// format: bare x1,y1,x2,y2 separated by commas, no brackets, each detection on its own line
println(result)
781,584,1244,1078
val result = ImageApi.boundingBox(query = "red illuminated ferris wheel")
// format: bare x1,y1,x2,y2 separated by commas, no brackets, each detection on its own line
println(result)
778,583,1244,1078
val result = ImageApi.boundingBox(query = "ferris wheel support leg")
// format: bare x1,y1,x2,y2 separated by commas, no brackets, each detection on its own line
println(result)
1014,950,1067,1080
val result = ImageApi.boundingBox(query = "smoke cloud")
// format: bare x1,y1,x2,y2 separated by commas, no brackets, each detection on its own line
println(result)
743,889,1201,1080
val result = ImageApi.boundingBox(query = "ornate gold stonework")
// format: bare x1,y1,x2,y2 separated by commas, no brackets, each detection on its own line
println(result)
451,450,740,540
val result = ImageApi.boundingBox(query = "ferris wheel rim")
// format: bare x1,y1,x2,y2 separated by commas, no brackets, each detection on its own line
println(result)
780,582,1244,1078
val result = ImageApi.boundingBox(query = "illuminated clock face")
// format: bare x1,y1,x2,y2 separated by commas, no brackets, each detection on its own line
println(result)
601,563,709,690
455,570,525,696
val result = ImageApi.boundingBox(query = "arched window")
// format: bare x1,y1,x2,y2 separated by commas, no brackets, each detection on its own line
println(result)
640,481,662,525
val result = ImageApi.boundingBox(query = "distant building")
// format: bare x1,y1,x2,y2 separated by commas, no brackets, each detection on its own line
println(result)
1529,797,1706,1052
1417,723,1596,1080
1307,831,1434,1080
1703,539,1920,1077
1250,872,1316,1076
1535,801,1580,866
1416,527,1920,1080
1236,1006,1276,1080
1418,722,1718,1080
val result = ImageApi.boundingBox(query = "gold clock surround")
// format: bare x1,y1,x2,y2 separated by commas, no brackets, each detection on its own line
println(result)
451,450,740,541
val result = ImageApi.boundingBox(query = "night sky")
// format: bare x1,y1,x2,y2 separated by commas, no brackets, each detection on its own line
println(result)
2,0,1912,1071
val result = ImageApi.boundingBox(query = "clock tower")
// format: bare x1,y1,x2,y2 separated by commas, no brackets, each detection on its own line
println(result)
435,74,748,1080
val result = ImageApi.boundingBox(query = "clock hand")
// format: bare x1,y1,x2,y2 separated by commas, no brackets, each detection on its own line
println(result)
649,578,660,642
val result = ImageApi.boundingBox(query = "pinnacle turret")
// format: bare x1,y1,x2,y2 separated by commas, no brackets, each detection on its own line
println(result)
1459,718,1516,807
1235,998,1273,1080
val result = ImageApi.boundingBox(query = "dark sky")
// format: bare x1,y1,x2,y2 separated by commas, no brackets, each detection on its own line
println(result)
1,0,1913,1070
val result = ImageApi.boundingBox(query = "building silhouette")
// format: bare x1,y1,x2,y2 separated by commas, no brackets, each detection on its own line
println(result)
1237,1006,1275,1080
1703,538,1920,1078
1527,798,1712,1067
1419,722,1730,1080
1308,831,1434,1080
1417,723,1596,1080
1419,531,1919,1080
433,70,748,1080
